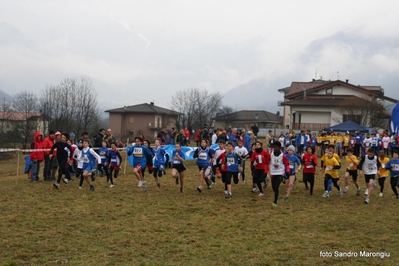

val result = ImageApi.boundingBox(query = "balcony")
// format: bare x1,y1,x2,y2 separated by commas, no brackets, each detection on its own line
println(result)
292,123,330,131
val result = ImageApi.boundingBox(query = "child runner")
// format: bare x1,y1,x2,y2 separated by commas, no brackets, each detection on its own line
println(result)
234,139,248,184
73,139,84,189
108,142,122,187
344,147,361,196
213,139,226,188
383,149,399,198
193,139,215,192
358,148,380,204
269,141,289,207
153,138,166,188
321,149,342,198
78,139,101,191
377,150,389,197
284,145,301,202
50,133,73,189
221,141,243,198
302,146,318,195
250,141,270,197
126,137,154,191
98,140,110,180
171,143,186,193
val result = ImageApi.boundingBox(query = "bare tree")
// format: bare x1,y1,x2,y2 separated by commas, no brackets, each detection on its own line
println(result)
215,105,235,128
334,96,390,128
13,91,40,149
170,88,222,130
40,76,100,136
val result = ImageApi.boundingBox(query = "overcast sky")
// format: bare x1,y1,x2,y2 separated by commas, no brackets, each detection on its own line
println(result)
1,0,398,112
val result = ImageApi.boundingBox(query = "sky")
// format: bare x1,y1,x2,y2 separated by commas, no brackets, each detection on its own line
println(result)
0,0,398,113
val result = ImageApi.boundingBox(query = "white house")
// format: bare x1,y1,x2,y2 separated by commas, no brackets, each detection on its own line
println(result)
278,79,397,131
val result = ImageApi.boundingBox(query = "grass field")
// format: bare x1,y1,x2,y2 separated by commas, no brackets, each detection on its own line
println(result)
0,150,398,266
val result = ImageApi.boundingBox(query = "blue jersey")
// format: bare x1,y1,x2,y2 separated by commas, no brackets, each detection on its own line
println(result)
126,145,153,167
194,147,214,167
98,147,110,165
153,146,166,167
81,147,99,169
225,152,239,172
171,150,185,165
109,149,121,166
385,158,399,177
286,154,301,174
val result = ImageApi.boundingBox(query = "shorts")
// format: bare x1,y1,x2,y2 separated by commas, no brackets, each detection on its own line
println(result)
225,171,239,185
346,169,358,181
284,172,295,180
172,164,186,173
365,174,375,183
197,165,208,172
134,163,146,171
83,165,95,172
75,168,83,177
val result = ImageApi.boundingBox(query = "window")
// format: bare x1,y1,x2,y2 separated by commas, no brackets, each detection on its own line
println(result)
129,130,134,135
326,88,333,95
129,117,134,124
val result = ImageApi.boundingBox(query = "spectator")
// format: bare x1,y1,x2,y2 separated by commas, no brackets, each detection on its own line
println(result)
30,131,44,182
94,128,105,148
43,130,56,181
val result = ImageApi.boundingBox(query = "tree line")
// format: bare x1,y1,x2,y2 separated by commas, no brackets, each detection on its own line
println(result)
0,76,100,149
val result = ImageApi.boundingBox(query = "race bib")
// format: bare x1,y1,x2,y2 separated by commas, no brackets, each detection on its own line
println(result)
257,155,263,163
227,158,235,165
325,166,333,171
306,165,314,169
198,153,207,160
348,163,354,169
83,156,89,163
133,147,143,157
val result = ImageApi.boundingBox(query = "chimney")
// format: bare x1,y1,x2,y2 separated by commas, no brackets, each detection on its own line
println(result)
150,102,154,106
346,79,349,83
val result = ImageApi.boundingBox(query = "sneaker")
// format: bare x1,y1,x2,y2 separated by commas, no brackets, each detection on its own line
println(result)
180,187,183,193
142,181,147,191
379,192,383,197
364,188,369,195
252,187,259,193
284,197,289,202
356,187,361,196
338,190,343,198
157,183,161,189
364,197,370,204
322,191,329,198
62,178,69,184
90,185,95,191
373,180,377,188
91,171,96,181
258,193,264,197
272,203,278,208
224,190,228,195
175,177,179,185
344,187,349,193
138,180,143,188
225,193,232,198
197,186,202,193
53,183,60,189
78,186,82,189
110,184,114,188
242,180,245,185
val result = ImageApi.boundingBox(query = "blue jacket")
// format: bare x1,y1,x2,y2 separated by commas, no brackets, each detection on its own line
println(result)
244,133,251,150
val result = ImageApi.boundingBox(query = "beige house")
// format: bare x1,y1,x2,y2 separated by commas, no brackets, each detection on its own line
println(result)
278,79,397,130
0,111,47,133
105,102,181,141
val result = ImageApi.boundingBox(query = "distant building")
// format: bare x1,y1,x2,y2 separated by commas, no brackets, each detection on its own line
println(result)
105,102,181,141
0,111,47,133
213,110,283,130
278,79,397,130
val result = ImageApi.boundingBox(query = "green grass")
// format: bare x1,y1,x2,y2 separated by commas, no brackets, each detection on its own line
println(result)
0,151,398,265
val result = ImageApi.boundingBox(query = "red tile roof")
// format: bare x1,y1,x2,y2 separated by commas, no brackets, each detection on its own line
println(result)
0,111,43,121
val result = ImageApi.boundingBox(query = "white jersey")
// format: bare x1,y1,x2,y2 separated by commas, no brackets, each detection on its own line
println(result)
270,152,285,176
211,134,217,145
73,148,83,169
382,136,390,149
363,155,378,175
234,146,248,158
214,148,225,166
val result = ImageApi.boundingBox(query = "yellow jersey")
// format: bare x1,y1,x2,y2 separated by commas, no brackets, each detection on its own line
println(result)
316,135,324,145
328,135,336,145
378,157,390,178
345,155,359,171
322,153,341,164
324,156,340,178
343,136,350,147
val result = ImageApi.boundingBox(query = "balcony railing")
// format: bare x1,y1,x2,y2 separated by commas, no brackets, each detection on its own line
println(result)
292,123,330,131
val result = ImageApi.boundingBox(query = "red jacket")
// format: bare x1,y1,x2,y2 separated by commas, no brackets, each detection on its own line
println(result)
30,132,44,161
250,148,270,173
302,153,318,174
42,135,55,156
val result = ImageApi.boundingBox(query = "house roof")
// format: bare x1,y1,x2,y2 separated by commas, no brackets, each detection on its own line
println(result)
214,110,283,124
105,103,181,115
279,80,397,103
0,111,43,121
280,95,357,106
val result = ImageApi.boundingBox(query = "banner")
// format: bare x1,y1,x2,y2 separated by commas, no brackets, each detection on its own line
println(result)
126,144,220,167
391,102,399,135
